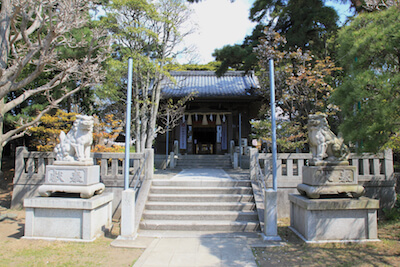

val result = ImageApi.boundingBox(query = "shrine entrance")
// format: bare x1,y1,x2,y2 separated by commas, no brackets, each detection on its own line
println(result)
193,127,216,154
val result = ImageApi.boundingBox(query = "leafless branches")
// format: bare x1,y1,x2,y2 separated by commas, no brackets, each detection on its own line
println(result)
362,0,399,11
0,0,109,147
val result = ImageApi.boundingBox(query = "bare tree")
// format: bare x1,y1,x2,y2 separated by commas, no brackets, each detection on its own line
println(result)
157,92,196,135
0,0,109,165
362,0,399,10
346,0,399,11
102,0,193,152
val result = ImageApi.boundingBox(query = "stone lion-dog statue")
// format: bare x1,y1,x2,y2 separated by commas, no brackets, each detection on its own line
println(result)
308,113,350,165
54,115,94,163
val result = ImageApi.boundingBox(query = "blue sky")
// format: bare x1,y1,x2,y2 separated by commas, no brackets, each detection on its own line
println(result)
179,0,353,64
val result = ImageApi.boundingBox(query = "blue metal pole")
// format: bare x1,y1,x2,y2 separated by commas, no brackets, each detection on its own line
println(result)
124,58,133,190
269,59,278,192
166,111,169,168
239,112,242,168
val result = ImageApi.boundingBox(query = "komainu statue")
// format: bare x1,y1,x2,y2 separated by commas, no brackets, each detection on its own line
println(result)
54,115,94,163
308,113,350,165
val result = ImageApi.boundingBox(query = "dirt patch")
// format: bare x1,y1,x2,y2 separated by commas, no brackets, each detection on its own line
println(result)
253,218,400,266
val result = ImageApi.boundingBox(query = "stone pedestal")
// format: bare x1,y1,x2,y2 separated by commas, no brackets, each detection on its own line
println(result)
38,165,104,198
24,193,113,242
289,194,379,243
297,165,364,198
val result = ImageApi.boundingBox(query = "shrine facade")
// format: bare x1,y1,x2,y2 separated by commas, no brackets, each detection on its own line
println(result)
155,71,263,155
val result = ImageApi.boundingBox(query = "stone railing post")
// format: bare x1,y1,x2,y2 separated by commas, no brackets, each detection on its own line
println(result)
11,147,28,208
230,140,235,156
120,189,137,238
233,152,238,169
249,148,258,180
173,140,179,155
13,146,27,183
169,152,175,169
145,148,154,180
263,189,281,241
384,149,394,180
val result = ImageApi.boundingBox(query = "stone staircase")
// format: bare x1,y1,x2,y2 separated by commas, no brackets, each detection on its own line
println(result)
176,154,232,169
139,179,260,233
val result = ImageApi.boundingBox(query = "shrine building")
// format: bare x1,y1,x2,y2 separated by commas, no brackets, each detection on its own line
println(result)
155,71,263,155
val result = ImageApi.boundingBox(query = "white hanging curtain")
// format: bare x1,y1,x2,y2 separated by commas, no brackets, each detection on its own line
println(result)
202,114,208,125
216,114,221,125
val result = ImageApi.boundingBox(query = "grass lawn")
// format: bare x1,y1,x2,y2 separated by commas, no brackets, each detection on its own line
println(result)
0,209,143,267
253,217,400,266
0,162,143,267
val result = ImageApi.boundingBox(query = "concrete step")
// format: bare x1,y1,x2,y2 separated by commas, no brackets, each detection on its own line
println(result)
139,220,260,232
177,159,231,163
148,193,254,203
151,180,252,187
176,164,232,168
176,163,232,166
150,186,253,195
176,155,233,169
136,230,262,238
142,210,259,221
139,173,259,233
145,201,256,211
178,154,231,158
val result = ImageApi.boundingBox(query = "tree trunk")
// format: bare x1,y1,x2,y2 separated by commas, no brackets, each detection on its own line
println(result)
135,93,141,153
0,0,11,69
146,76,162,149
0,98,6,177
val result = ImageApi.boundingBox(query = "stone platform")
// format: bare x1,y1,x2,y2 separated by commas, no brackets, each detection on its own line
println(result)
38,165,104,198
289,194,379,243
297,165,364,198
24,193,113,242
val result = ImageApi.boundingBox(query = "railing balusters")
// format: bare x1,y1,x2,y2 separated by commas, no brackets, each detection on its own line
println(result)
298,159,304,176
287,158,293,177
277,158,282,177
363,158,370,175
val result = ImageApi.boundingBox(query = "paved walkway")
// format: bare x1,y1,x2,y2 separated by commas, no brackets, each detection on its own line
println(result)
133,235,257,267
115,168,280,267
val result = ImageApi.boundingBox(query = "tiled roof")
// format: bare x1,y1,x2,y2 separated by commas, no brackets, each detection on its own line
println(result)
161,71,260,98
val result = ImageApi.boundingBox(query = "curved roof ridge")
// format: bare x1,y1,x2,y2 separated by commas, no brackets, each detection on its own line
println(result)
161,70,260,98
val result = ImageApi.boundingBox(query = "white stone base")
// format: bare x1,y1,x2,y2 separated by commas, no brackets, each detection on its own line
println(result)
38,183,105,198
289,194,379,243
297,183,365,199
24,193,113,242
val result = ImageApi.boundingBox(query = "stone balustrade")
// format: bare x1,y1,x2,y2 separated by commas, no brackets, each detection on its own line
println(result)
11,146,153,218
251,149,396,217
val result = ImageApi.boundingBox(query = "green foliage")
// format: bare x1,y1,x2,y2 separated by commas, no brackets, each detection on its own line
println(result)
92,114,124,153
214,0,339,75
211,24,265,75
165,62,221,71
29,110,78,152
257,29,341,128
383,194,400,221
333,7,400,152
213,44,257,76
274,0,338,57
250,119,306,152
97,0,192,151
249,0,285,23
29,110,124,153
